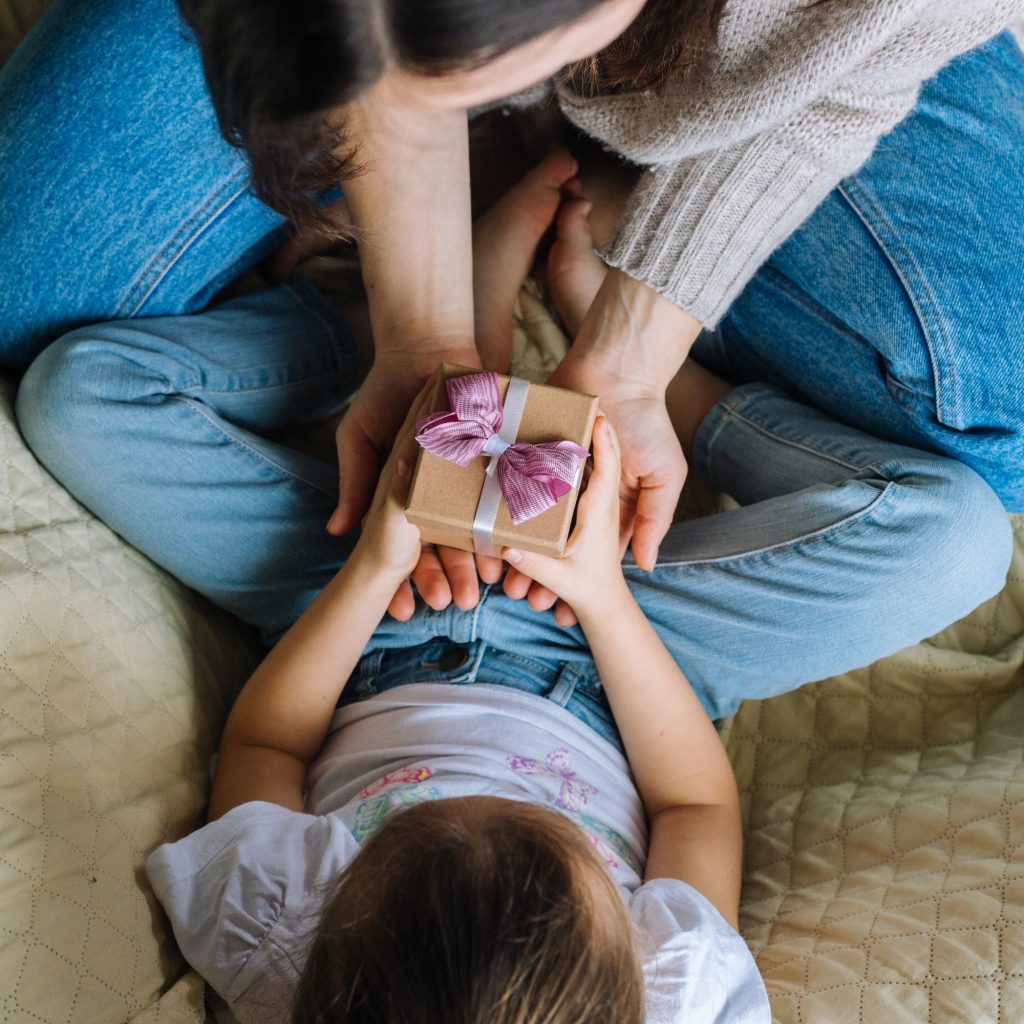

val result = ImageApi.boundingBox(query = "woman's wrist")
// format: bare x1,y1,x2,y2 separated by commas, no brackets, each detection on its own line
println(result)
570,268,703,394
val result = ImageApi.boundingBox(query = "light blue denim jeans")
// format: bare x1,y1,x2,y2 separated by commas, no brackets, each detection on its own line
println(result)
3,2,1021,736
16,282,1013,737
2,2,1023,506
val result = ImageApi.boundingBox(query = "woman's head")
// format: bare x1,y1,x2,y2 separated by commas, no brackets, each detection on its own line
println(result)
177,0,727,224
293,795,644,1024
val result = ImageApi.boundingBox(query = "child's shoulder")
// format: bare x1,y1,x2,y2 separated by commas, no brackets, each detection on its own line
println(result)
629,878,770,1024
146,802,359,1023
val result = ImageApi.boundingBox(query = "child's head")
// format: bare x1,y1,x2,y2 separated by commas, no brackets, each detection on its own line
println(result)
293,795,644,1023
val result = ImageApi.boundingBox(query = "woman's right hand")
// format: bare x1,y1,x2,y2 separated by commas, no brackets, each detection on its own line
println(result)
501,415,628,619
332,348,507,621
328,344,480,538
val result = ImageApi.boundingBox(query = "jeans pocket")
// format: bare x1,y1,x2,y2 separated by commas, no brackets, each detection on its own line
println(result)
837,182,969,431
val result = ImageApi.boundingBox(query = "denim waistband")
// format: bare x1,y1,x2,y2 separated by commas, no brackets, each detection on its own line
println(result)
345,638,624,754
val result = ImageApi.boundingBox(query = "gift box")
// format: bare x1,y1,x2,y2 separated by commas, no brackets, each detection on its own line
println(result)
406,364,598,557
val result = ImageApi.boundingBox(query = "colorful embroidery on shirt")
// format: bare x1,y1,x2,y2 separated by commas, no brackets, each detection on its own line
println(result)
506,748,598,812
352,766,441,842
564,810,643,875
359,765,433,798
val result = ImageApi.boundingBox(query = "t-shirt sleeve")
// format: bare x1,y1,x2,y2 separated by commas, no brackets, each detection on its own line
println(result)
145,802,360,1024
628,878,771,1024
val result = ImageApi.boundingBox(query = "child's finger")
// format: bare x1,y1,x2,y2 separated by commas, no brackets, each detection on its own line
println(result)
577,416,620,515
502,546,560,594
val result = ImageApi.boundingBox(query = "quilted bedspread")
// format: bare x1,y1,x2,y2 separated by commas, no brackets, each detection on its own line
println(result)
4,3,1024,1022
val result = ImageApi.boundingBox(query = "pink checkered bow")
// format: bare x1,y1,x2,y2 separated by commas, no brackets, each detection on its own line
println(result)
415,372,589,526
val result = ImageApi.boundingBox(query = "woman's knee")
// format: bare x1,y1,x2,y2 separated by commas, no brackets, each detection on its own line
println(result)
897,455,1014,624
16,326,162,477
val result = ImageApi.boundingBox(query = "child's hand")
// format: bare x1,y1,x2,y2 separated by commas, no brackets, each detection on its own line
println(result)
352,377,434,583
502,416,628,618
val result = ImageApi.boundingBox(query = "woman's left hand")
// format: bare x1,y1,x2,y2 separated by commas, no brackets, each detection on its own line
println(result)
504,268,702,623
549,269,702,570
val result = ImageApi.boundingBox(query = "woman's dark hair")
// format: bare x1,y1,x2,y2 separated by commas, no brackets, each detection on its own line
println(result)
291,798,645,1024
177,0,727,230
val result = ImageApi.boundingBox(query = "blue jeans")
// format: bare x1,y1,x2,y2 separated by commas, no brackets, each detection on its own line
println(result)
16,282,1013,731
1,2,1023,506
693,31,1024,509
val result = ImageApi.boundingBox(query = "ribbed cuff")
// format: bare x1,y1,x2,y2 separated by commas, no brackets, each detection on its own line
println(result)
601,139,841,328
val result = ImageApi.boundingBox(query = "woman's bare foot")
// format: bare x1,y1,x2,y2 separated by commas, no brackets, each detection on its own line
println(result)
472,147,579,371
545,199,733,461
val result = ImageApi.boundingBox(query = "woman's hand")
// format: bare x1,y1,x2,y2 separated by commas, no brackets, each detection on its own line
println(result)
328,97,477,536
329,343,480,538
501,415,627,617
351,376,439,582
548,268,701,571
347,365,506,621
550,353,686,570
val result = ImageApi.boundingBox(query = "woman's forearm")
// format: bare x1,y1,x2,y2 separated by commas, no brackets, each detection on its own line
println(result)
341,99,475,359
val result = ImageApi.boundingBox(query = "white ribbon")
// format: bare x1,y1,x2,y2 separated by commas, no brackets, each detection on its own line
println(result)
471,376,530,556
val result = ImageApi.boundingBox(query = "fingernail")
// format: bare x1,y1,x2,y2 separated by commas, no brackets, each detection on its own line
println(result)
504,549,522,564
326,511,341,532
397,457,410,478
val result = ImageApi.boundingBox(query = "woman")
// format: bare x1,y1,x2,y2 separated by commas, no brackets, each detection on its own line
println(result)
1,0,1020,609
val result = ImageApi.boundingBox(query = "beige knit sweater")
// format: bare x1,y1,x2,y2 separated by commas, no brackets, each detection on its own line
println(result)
556,0,1019,327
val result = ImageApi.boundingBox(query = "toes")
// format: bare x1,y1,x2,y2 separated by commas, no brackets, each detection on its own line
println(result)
556,198,596,251
547,199,607,336
527,145,579,193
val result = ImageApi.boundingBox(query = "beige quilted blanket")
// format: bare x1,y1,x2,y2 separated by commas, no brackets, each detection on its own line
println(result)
3,5,1024,1023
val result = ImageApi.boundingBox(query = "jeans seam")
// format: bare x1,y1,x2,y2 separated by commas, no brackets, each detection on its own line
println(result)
179,396,337,495
279,282,360,379
754,264,876,356
117,166,253,317
836,177,958,426
707,392,869,475
179,372,349,398
652,479,897,568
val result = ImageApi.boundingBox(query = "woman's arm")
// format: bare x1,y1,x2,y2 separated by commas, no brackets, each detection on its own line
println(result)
502,418,742,927
330,98,480,538
548,268,702,572
207,384,434,821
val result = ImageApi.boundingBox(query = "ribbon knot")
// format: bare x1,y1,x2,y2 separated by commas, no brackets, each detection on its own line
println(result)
416,372,589,527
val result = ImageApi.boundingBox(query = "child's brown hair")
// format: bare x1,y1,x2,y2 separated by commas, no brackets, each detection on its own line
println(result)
292,796,644,1024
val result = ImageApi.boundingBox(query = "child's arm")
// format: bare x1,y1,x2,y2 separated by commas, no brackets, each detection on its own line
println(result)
206,383,434,822
502,418,742,928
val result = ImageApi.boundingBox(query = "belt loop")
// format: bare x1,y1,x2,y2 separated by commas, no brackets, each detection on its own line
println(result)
547,665,579,708
454,640,487,684
350,649,384,700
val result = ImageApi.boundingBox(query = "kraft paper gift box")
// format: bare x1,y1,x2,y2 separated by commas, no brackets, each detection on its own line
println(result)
406,363,598,557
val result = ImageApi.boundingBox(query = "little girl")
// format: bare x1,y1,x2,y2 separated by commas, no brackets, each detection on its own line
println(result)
17,158,1010,1024
147,403,767,1024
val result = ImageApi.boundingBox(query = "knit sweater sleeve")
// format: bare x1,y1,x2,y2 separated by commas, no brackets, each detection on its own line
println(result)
557,1,1016,328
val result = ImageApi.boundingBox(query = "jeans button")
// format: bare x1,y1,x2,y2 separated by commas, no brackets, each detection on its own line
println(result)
438,645,469,671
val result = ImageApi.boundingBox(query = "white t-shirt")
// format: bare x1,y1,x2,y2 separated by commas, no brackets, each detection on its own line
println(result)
147,683,769,1024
